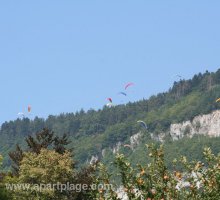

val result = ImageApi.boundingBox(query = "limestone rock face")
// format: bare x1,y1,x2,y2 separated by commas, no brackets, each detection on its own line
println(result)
170,110,220,140
89,155,98,165
112,141,122,154
90,110,220,168
130,132,142,149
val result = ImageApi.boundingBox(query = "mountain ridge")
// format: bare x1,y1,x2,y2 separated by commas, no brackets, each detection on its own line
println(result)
1,69,220,168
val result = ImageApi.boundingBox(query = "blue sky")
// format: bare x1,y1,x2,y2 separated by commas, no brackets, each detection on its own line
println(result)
0,1,220,124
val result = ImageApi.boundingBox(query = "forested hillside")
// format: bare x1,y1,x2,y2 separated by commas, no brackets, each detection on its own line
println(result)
1,70,220,168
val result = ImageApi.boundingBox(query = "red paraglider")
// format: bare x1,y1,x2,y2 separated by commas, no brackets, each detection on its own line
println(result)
125,82,134,90
107,98,112,103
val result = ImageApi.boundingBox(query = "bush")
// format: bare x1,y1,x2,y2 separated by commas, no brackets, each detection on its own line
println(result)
94,144,220,200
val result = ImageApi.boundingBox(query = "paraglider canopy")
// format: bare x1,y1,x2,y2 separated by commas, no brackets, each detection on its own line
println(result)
123,144,132,148
106,103,113,108
119,92,127,96
137,120,148,129
17,112,25,118
107,98,112,103
28,105,31,113
174,75,182,79
125,82,134,90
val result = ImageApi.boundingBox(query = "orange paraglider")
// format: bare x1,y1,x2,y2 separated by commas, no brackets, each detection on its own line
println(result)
123,144,132,148
28,105,31,113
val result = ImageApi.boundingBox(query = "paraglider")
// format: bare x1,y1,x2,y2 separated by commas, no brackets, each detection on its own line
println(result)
174,75,183,80
106,98,114,107
17,112,25,118
106,103,113,108
28,105,31,113
123,144,132,148
119,92,127,96
107,98,112,103
17,105,32,119
137,120,148,129
216,98,220,103
125,82,134,90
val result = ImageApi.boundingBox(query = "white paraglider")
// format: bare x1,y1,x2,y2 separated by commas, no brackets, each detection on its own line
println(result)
17,112,25,118
137,120,148,130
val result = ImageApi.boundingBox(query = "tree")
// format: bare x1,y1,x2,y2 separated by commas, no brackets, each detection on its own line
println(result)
9,128,72,175
0,154,2,166
8,145,23,176
16,149,74,200
8,128,97,200
0,155,12,200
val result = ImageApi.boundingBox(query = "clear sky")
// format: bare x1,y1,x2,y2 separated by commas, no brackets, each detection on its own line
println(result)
0,1,220,125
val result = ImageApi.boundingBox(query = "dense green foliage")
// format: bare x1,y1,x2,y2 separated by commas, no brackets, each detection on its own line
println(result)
1,137,220,199
14,149,74,200
120,135,220,170
94,144,220,200
1,69,220,169
0,130,97,200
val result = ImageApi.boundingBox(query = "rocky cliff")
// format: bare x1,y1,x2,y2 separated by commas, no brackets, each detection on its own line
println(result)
170,110,220,140
89,110,220,163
